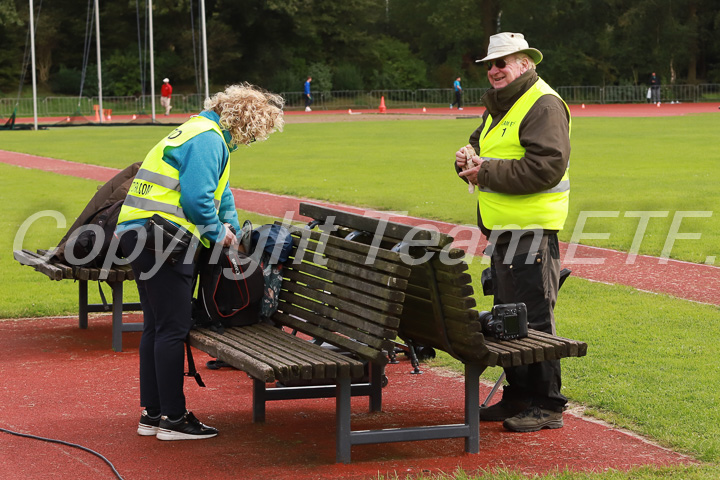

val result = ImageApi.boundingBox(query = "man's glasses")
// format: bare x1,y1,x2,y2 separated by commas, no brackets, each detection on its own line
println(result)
485,58,508,70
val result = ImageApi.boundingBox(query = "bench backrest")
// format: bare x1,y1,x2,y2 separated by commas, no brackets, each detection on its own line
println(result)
297,203,490,364
272,223,411,366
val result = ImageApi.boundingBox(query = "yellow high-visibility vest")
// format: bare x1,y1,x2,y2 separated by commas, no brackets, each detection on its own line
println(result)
477,78,571,231
118,116,230,247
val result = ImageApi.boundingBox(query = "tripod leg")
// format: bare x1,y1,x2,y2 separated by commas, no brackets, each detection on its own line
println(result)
406,340,422,374
480,371,506,407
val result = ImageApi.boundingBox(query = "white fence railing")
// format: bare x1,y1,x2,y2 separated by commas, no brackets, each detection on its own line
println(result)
2,84,720,117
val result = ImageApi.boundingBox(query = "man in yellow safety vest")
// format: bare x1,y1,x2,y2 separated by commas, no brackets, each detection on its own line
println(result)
455,32,571,432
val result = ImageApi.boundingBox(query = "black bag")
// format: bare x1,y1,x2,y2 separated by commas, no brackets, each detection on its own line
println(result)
143,214,194,264
194,246,264,329
68,199,124,268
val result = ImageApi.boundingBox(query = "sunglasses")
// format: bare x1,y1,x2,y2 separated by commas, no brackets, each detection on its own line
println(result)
485,58,508,70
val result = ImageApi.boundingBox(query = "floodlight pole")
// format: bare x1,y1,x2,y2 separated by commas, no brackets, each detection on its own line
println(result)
28,0,38,130
94,0,103,124
148,0,156,122
200,0,210,100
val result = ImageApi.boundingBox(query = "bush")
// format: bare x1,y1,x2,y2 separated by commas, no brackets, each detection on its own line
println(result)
50,65,97,96
362,36,428,90
333,64,364,91
307,62,333,92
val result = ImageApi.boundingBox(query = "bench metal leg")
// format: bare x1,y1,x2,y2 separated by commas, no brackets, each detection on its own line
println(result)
369,362,383,412
111,282,124,352
336,376,352,463
78,280,88,329
464,363,482,454
252,379,266,423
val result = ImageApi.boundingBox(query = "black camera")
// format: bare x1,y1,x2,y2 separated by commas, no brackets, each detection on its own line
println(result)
479,303,528,341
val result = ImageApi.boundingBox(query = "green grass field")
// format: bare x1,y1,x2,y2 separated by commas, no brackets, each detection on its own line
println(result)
2,115,718,263
1,116,719,479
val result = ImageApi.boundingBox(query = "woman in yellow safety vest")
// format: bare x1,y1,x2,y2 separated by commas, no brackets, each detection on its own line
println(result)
116,83,284,440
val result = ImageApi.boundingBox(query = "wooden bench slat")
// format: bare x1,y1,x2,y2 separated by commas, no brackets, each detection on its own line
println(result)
522,333,566,359
288,261,406,303
254,324,370,380
222,328,312,380
323,257,409,290
249,325,334,379
281,279,402,331
14,250,64,281
188,329,277,382
258,324,368,377
277,285,397,339
283,267,404,317
278,300,392,352
408,266,472,287
196,327,298,380
273,311,387,367
486,339,535,365
401,294,479,323
405,284,477,310
258,324,364,379
284,223,406,263
511,336,554,362
292,236,412,278
530,330,586,357
299,203,453,248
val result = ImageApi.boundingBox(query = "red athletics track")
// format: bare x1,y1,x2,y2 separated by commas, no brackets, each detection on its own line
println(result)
0,316,696,480
8,101,720,124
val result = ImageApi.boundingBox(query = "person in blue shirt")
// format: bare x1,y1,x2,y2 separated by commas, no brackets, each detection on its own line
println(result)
116,83,284,441
451,76,463,110
304,76,313,112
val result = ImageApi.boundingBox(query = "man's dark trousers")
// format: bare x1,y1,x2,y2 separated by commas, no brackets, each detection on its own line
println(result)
488,232,567,412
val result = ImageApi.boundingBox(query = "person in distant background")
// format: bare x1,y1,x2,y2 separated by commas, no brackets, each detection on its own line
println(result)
649,72,661,104
161,78,173,116
451,76,463,110
304,76,313,112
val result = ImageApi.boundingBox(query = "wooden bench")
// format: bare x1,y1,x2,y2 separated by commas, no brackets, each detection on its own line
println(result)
299,203,587,457
188,218,414,463
13,249,142,352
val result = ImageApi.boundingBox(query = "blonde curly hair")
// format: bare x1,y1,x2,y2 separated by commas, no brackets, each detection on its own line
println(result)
203,83,284,147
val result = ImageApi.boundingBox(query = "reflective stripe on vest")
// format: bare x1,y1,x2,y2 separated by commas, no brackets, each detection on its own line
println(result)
118,115,229,247
478,78,571,231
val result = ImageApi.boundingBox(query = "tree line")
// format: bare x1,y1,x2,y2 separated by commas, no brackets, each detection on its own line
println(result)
1,0,718,98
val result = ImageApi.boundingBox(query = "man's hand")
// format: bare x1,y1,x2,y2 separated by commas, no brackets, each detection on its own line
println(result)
456,145,480,192
458,164,481,183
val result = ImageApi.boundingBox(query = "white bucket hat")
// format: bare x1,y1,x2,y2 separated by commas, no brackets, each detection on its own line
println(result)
476,32,543,65
163,78,170,83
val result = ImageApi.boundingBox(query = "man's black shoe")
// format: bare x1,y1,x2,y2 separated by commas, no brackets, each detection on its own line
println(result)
156,411,218,441
479,398,530,421
503,406,564,432
137,409,161,436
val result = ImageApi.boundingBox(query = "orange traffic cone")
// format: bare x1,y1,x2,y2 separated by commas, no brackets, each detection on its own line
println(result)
581,103,585,109
348,109,352,114
422,107,427,113
379,96,387,113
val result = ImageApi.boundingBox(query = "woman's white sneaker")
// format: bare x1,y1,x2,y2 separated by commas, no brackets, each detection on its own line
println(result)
137,410,161,436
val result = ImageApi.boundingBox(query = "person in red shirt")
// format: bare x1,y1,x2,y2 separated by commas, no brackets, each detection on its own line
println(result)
161,78,173,116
